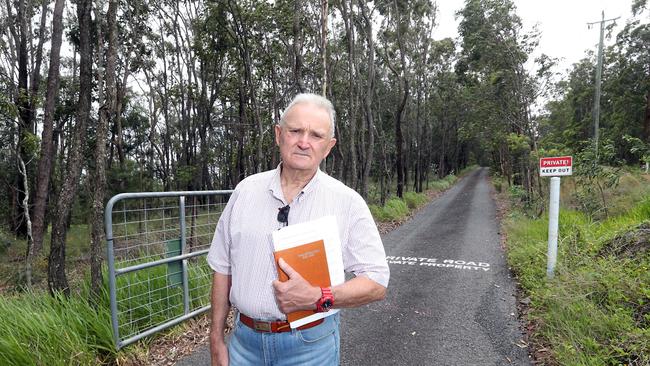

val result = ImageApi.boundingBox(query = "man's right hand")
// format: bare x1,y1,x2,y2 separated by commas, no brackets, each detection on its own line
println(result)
210,338,228,366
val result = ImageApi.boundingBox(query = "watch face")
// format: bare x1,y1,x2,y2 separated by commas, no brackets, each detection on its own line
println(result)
323,300,332,309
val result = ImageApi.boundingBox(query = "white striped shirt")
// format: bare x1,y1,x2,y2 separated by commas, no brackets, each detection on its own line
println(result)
207,165,389,320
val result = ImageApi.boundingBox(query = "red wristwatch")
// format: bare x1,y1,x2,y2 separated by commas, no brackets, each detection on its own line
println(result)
316,287,334,312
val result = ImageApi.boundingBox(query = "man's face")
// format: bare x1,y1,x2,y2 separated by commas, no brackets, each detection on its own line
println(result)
275,102,337,173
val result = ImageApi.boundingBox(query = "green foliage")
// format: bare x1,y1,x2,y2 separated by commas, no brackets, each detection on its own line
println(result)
369,198,409,222
428,174,456,191
623,135,650,166
19,131,40,158
403,192,427,209
573,140,622,219
106,159,160,197
0,260,213,366
492,175,504,193
506,133,530,155
504,170,650,365
0,287,115,366
176,165,197,188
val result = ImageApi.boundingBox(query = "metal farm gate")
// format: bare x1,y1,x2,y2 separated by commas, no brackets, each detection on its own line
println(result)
105,190,232,349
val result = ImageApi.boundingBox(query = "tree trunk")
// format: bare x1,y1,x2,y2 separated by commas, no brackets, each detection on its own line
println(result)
359,1,375,200
392,0,409,198
15,0,30,132
229,1,263,174
11,0,30,237
29,0,49,119
32,0,67,259
339,0,358,190
321,0,328,96
291,0,305,93
16,137,34,287
395,79,408,198
643,90,650,142
90,0,118,299
48,0,93,296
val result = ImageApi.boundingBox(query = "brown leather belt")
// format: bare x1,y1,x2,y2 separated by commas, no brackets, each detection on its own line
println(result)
239,313,324,333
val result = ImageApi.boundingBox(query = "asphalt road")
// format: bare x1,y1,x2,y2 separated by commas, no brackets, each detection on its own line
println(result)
176,168,530,365
340,168,530,365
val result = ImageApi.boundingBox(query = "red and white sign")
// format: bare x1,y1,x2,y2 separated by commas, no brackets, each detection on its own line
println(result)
540,156,573,177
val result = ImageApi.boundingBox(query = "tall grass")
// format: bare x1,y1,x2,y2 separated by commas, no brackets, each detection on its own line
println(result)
0,287,115,365
504,171,650,365
427,174,456,192
369,198,410,221
115,259,212,340
0,260,213,366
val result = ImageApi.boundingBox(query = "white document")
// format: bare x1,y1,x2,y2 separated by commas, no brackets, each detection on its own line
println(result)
272,215,344,328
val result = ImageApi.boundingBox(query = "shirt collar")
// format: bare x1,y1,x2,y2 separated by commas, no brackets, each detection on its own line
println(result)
268,163,321,204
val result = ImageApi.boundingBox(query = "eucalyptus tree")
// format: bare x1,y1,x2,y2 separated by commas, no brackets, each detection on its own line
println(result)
88,0,119,298
30,0,66,271
357,0,377,199
48,0,93,295
335,0,360,189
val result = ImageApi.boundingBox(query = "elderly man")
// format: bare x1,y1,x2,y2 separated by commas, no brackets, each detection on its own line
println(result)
207,93,389,366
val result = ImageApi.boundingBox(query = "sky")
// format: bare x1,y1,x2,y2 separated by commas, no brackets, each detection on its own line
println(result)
433,0,638,75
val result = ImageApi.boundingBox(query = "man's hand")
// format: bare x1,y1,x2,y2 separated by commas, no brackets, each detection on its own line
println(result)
209,336,228,366
272,258,321,314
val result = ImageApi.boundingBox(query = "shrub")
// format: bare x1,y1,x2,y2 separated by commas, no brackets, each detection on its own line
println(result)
429,174,456,191
403,192,427,209
369,198,410,222
383,198,409,220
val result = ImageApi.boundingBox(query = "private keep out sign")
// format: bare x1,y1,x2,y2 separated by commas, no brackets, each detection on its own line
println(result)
540,156,573,177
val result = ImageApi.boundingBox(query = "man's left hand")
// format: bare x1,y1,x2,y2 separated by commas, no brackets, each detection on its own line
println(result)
272,258,321,314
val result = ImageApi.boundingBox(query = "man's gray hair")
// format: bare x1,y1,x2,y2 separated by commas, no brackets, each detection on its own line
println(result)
279,93,336,138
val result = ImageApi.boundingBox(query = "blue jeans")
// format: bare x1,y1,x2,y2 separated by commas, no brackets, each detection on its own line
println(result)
228,313,340,365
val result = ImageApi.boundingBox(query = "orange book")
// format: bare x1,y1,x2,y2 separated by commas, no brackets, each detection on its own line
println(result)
274,239,331,323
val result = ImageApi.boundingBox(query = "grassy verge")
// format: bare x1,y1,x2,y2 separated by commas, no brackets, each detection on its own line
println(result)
0,285,115,365
0,261,212,366
501,169,650,365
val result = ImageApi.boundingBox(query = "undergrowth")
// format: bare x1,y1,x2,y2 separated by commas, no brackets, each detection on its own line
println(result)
0,284,115,365
0,261,212,366
503,169,650,365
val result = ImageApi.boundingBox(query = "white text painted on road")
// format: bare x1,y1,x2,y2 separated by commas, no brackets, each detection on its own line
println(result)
385,256,490,272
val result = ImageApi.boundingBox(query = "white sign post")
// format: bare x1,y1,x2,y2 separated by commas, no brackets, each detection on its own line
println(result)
540,156,572,279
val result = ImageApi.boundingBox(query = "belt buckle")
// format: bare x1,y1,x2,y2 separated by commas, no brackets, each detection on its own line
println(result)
253,320,272,332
